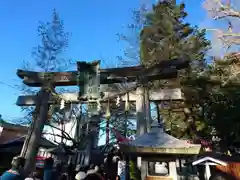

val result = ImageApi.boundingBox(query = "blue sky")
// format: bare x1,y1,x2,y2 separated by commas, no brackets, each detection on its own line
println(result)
0,0,206,121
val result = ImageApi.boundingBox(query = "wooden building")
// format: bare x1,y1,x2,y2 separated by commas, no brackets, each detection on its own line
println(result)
0,120,28,143
0,120,56,173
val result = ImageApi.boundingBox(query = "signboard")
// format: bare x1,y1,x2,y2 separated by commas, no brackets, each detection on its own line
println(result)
84,62,100,99
87,100,100,116
53,72,75,82
78,61,101,116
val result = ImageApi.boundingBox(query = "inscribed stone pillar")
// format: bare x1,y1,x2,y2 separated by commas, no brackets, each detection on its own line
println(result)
84,115,100,166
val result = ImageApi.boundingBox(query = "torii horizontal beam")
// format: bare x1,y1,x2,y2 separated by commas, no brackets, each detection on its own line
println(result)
17,59,189,87
17,69,178,87
16,88,182,106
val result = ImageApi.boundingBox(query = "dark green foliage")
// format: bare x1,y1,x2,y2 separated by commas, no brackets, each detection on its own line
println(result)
139,0,211,140
117,0,240,153
205,86,240,149
201,54,240,151
140,1,210,67
129,160,141,180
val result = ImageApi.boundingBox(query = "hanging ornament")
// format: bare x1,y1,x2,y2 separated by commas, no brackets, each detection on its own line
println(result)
105,99,111,119
116,96,120,107
97,98,101,112
124,93,130,112
60,99,65,110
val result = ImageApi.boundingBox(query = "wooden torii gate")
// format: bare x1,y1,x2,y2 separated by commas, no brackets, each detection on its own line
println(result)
16,59,188,173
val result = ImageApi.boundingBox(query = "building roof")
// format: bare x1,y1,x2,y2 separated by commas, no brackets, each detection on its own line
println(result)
119,122,201,155
0,120,28,131
192,156,227,166
191,152,240,166
0,135,56,151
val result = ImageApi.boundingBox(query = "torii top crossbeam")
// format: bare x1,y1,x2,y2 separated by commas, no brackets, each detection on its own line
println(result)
17,59,189,87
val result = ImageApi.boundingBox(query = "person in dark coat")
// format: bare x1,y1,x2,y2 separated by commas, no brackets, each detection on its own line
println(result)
85,173,102,180
43,157,54,180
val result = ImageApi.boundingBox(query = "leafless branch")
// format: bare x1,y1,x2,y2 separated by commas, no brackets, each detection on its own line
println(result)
203,0,240,19
45,122,73,140
203,0,240,47
42,132,73,141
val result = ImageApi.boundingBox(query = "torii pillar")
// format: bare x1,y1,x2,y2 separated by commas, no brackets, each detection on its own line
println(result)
83,115,101,166
21,87,50,175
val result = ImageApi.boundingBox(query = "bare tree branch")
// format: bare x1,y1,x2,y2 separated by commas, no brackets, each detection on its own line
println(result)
45,121,73,140
203,0,240,47
42,132,73,141
203,0,240,19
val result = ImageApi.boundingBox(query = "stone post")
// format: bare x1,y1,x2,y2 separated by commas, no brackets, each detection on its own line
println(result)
144,87,151,132
136,86,147,136
136,86,149,180
90,115,101,148
83,115,100,166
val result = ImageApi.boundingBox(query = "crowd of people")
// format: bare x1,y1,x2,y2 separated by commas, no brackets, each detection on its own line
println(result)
0,156,121,180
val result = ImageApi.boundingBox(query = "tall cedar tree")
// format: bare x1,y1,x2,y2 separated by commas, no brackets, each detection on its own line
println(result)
140,0,211,140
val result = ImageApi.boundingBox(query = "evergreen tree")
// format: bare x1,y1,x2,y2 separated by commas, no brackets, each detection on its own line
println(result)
140,0,211,140
203,53,240,152
141,1,209,66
